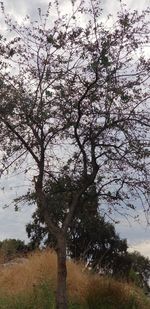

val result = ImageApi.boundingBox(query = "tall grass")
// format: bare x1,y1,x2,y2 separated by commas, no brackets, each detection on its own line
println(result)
0,249,149,308
85,276,150,309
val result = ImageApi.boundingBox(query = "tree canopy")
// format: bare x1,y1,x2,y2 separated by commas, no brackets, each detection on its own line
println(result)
0,1,149,218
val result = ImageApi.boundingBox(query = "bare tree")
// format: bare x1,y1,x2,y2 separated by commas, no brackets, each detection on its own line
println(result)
0,1,150,308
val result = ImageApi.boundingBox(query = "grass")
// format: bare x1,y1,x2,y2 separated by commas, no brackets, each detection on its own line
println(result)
0,249,149,308
85,277,150,309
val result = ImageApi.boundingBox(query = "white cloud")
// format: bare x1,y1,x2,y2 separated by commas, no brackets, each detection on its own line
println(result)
116,209,150,244
0,203,35,243
102,0,150,13
129,241,150,259
0,171,35,242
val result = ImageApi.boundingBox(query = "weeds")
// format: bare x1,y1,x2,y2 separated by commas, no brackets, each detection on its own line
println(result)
0,250,149,309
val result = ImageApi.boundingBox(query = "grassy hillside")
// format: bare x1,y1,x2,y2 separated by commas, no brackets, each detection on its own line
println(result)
0,249,149,309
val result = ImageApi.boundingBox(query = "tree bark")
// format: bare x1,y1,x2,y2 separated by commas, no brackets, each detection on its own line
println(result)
56,235,67,309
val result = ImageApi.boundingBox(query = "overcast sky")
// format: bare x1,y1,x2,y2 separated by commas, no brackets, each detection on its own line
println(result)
0,0,150,258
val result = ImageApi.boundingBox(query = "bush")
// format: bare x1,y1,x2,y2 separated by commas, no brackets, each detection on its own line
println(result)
85,277,148,309
0,239,27,262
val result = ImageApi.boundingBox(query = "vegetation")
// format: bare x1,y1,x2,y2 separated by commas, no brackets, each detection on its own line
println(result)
26,181,128,270
0,249,149,309
27,206,150,292
0,239,28,262
26,180,150,291
125,251,150,292
0,0,149,307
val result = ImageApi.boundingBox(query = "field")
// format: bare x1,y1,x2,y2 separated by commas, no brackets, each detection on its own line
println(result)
0,249,149,308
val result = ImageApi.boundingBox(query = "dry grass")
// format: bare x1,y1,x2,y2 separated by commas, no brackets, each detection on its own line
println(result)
86,276,132,300
0,251,6,264
67,259,89,302
0,249,88,298
0,249,149,308
0,250,57,295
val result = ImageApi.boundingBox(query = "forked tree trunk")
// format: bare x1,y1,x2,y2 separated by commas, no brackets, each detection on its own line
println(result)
56,235,67,309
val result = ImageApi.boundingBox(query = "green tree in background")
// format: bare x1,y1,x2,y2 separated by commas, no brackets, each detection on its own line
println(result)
0,239,27,261
26,178,128,272
26,177,150,292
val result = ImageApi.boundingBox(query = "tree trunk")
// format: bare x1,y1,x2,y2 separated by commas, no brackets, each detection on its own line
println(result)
56,235,67,309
